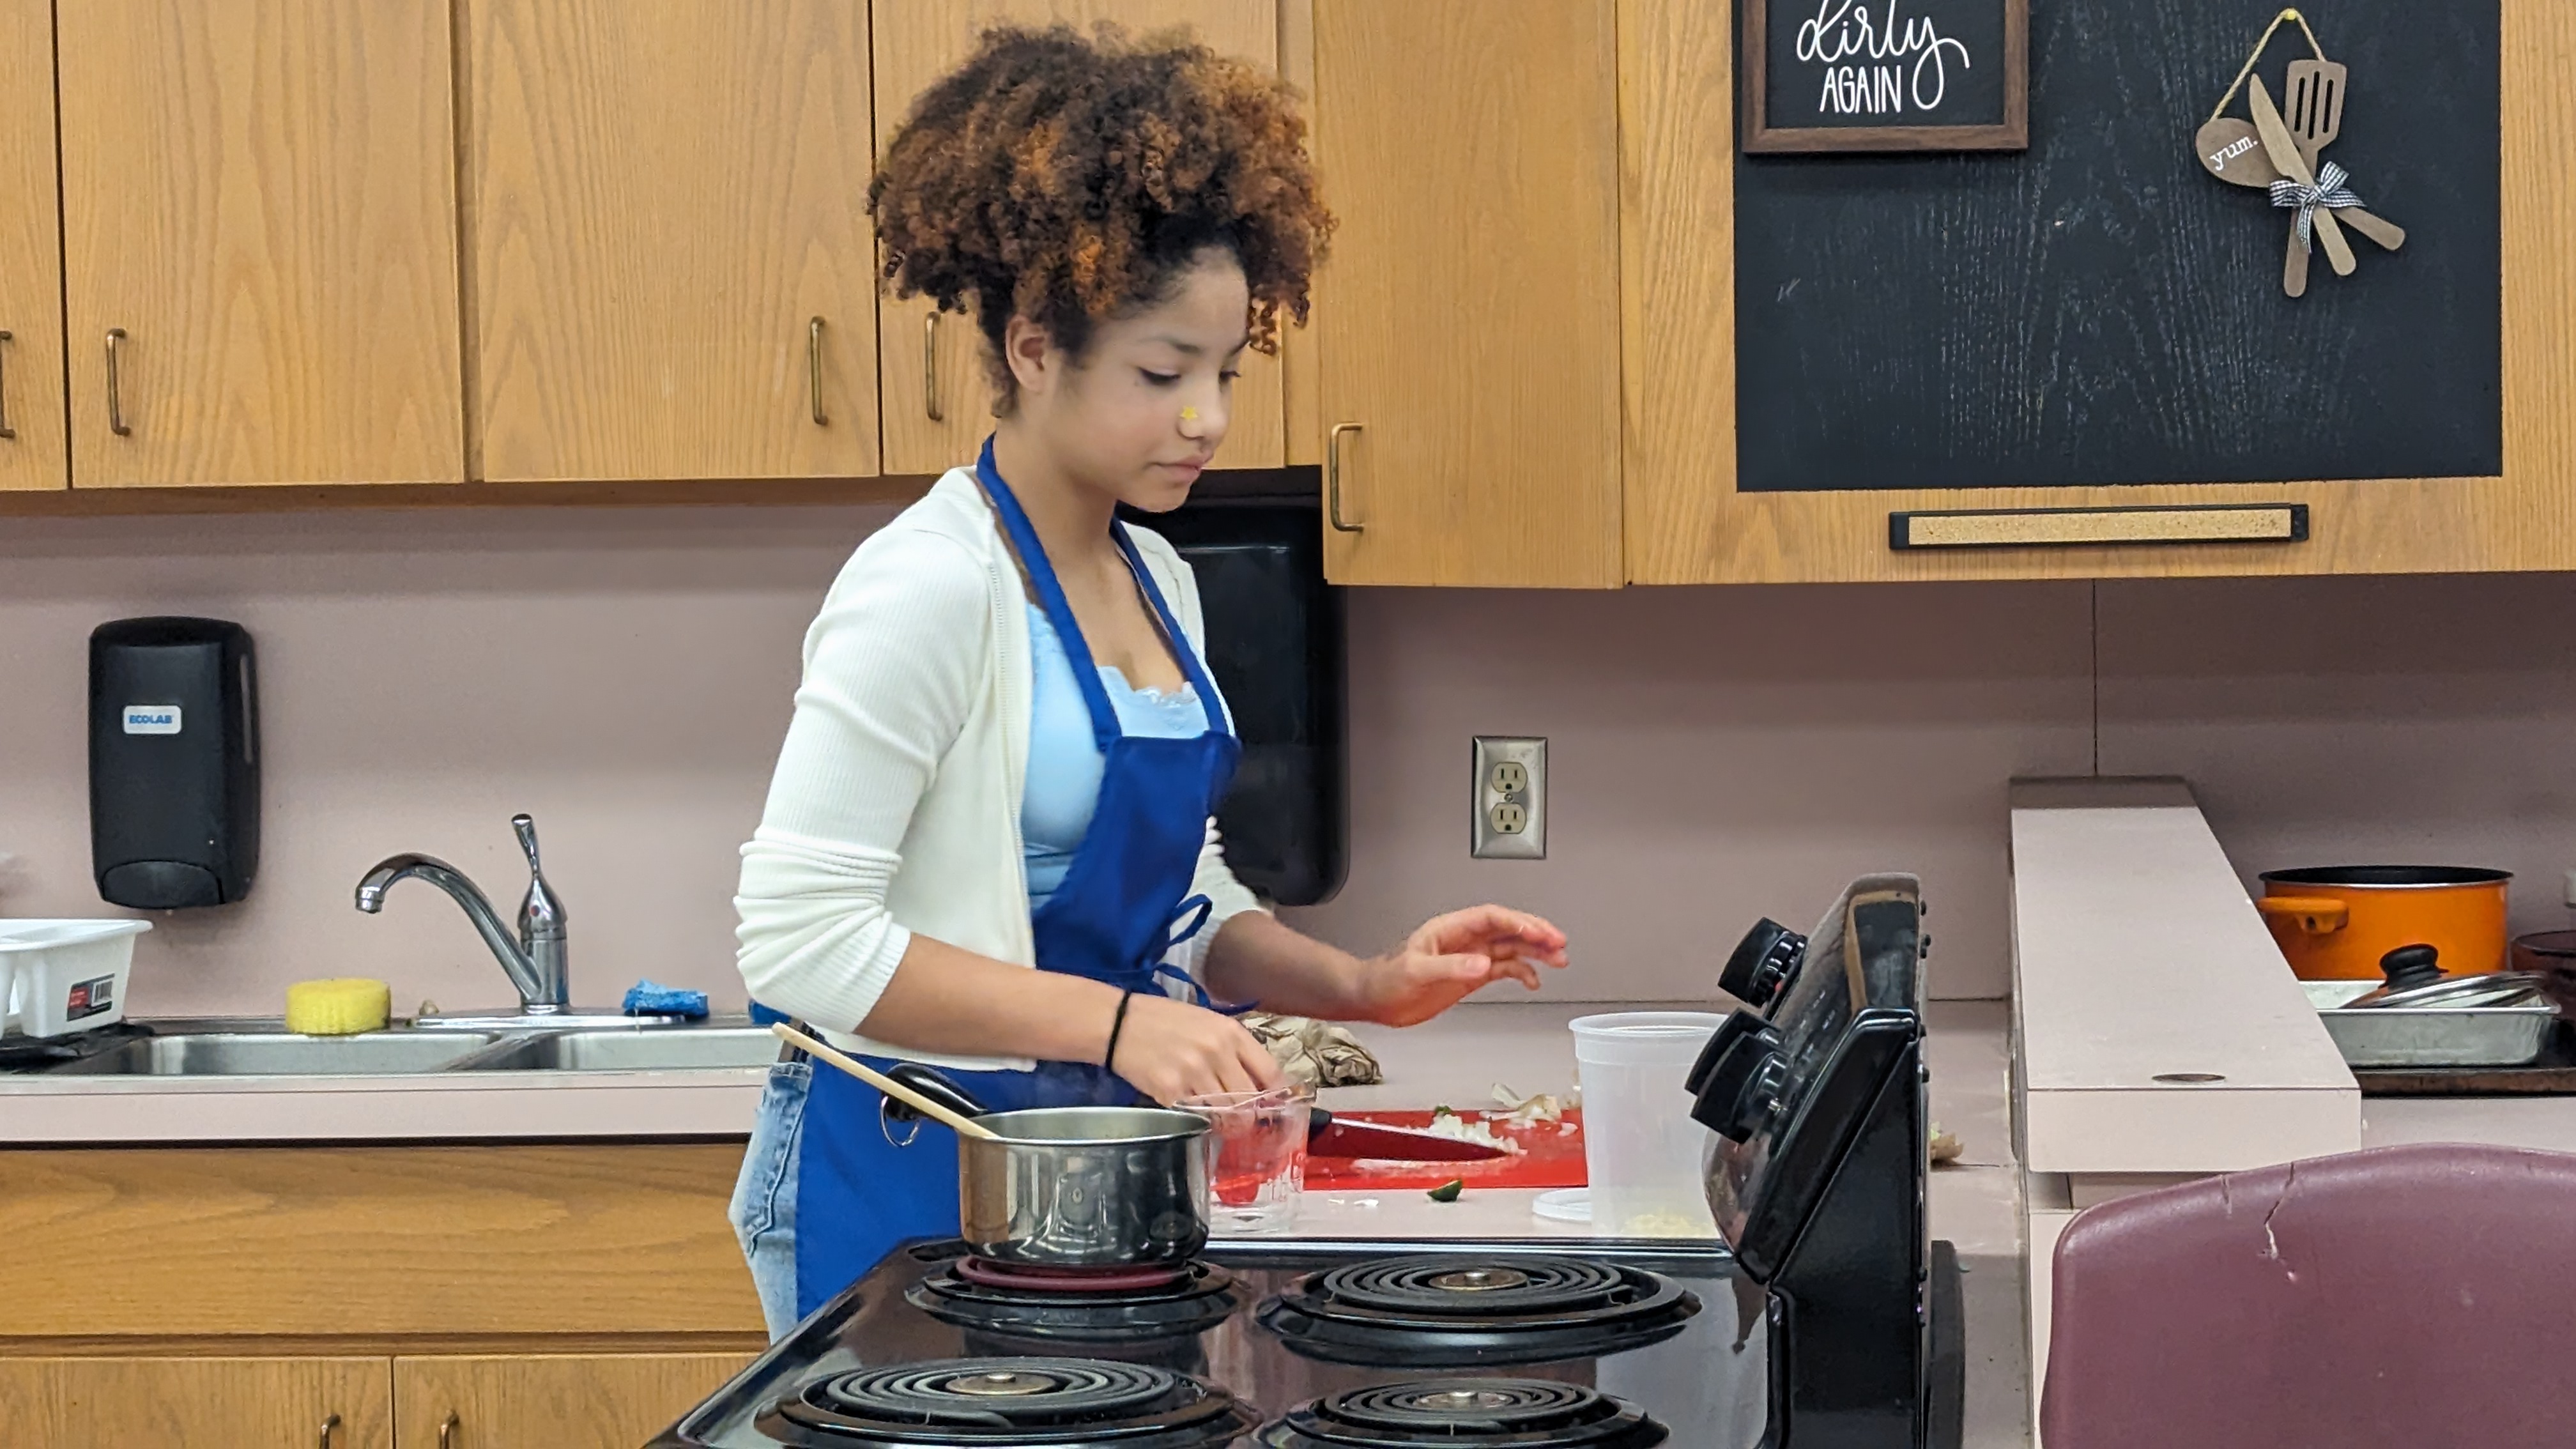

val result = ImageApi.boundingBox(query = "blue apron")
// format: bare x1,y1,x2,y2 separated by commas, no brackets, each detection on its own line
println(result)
786,438,1241,1321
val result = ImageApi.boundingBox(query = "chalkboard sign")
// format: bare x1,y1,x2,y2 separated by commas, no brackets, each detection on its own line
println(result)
1732,0,2501,493
1744,0,2029,152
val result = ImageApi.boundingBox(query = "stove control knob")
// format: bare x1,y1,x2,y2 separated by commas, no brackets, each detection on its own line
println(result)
1688,1011,1788,1143
1720,918,1808,1009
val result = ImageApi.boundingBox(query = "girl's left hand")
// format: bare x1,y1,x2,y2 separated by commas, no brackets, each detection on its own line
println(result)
1357,905,1569,1027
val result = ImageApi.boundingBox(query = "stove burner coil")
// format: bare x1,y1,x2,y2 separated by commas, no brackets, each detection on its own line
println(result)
1257,1254,1699,1368
951,1257,1192,1294
1255,1377,1669,1448
909,1256,1245,1343
760,1355,1257,1446
1325,1257,1627,1314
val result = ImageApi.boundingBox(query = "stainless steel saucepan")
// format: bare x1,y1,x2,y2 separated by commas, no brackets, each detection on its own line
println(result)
872,1060,1212,1269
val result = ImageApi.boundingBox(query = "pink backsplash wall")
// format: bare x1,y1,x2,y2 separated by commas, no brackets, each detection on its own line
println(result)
6,500,2576,1017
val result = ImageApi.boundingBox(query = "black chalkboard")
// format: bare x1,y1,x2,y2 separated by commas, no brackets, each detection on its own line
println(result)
1733,0,2501,493
1745,0,2028,150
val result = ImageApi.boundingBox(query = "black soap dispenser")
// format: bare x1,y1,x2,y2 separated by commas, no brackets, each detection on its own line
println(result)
89,617,260,908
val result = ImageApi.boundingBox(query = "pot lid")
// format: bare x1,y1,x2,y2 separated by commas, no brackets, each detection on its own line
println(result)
2345,944,2543,1009
2260,864,2512,887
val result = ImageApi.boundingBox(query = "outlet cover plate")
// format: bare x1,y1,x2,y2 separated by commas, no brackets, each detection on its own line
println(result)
1472,736,1547,860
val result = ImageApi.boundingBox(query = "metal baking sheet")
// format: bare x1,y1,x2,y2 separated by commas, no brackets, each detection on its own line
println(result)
2313,999,2555,1068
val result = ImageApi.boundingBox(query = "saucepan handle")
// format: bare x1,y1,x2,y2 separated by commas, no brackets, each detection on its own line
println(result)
878,1061,992,1125
2257,896,2350,933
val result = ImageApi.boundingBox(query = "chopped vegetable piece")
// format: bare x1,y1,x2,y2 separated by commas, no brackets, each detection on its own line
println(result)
1427,1178,1464,1202
1492,1082,1565,1126
1422,1110,1520,1153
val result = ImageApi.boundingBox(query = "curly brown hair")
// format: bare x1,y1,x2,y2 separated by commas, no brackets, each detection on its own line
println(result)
868,24,1332,408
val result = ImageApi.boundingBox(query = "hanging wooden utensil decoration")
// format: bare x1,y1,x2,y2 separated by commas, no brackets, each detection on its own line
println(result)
2194,8,2406,298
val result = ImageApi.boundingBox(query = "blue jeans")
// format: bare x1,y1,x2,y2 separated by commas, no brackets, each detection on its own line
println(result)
727,1059,810,1339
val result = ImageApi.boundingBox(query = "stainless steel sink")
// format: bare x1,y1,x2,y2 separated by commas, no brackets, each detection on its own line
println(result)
45,1031,506,1077
452,1027,777,1073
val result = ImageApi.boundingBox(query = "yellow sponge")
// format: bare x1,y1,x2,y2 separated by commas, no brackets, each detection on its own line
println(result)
286,978,392,1036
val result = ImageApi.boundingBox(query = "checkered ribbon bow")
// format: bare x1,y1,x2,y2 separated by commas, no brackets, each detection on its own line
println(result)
2269,161,2363,251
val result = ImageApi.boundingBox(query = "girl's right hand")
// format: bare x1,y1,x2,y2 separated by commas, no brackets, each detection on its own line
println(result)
1107,993,1282,1103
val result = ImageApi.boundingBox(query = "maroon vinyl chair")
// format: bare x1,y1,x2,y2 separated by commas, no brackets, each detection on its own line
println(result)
2040,1141,2576,1449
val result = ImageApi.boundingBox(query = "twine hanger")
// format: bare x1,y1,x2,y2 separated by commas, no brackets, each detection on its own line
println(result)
2207,8,2328,124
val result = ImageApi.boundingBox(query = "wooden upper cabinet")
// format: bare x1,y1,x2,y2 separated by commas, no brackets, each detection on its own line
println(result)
395,1354,753,1449
54,0,463,489
0,0,63,492
871,0,1285,477
0,1357,392,1448
463,0,879,482
1308,0,1623,587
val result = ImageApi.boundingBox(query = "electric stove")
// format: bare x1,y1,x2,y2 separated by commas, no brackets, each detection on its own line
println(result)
659,1237,1767,1448
657,873,1963,1448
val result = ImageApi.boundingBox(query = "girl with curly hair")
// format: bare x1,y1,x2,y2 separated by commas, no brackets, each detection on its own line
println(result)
729,24,1568,1331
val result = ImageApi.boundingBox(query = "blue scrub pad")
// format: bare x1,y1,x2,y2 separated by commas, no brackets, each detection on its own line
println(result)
622,980,709,1018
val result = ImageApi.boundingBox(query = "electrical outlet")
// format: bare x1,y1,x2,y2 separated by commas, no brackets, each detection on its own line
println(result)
1471,736,1547,859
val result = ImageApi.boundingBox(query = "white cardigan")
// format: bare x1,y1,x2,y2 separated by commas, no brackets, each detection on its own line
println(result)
734,468,1266,1070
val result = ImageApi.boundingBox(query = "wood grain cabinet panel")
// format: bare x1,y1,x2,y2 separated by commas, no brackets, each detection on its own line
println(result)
0,1356,393,1449
395,1354,753,1449
0,1146,762,1339
0,0,64,491
871,0,1284,476
54,0,463,488
462,0,880,482
1309,0,1623,587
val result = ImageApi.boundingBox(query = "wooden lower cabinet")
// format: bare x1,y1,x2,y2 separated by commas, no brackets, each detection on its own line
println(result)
0,1356,394,1448
394,1353,755,1448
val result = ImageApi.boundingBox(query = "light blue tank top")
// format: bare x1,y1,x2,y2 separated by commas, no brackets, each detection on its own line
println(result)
1022,601,1215,910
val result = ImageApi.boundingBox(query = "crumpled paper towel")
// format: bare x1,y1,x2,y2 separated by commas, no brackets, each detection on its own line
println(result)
1240,1011,1383,1089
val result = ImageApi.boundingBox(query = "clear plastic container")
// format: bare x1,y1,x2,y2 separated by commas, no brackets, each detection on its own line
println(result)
1,919,151,1038
1570,1011,1727,1237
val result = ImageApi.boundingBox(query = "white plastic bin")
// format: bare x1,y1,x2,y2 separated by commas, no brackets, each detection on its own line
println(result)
1570,1011,1727,1237
1,919,151,1037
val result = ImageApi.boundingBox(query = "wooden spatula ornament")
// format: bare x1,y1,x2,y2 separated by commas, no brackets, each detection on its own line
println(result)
2285,56,2343,160
2195,10,2405,297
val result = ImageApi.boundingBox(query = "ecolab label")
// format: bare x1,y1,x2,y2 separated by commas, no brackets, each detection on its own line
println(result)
66,973,114,1020
122,704,181,735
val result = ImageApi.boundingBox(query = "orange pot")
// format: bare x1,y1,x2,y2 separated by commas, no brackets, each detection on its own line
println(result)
2257,866,2511,981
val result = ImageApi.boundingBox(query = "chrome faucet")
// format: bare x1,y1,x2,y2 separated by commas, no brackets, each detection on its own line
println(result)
356,813,569,1014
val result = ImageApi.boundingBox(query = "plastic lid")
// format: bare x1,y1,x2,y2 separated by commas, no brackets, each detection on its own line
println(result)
1531,1188,1592,1223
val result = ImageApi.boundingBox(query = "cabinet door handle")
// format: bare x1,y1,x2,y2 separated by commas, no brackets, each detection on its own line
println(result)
923,312,944,423
0,328,15,440
438,1411,459,1448
105,328,131,436
318,1411,341,1448
808,316,829,426
1327,422,1365,533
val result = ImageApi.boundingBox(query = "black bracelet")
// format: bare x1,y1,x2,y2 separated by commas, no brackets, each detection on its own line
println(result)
1103,990,1137,1074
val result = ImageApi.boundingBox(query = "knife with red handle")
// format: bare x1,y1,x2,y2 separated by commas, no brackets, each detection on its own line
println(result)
1307,1108,1510,1162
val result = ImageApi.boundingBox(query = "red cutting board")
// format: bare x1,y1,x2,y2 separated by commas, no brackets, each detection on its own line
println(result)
1304,1108,1587,1190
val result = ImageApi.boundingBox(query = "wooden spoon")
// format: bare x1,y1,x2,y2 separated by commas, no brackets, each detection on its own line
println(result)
2195,116,2407,251
2195,117,2276,183
770,1022,1002,1140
